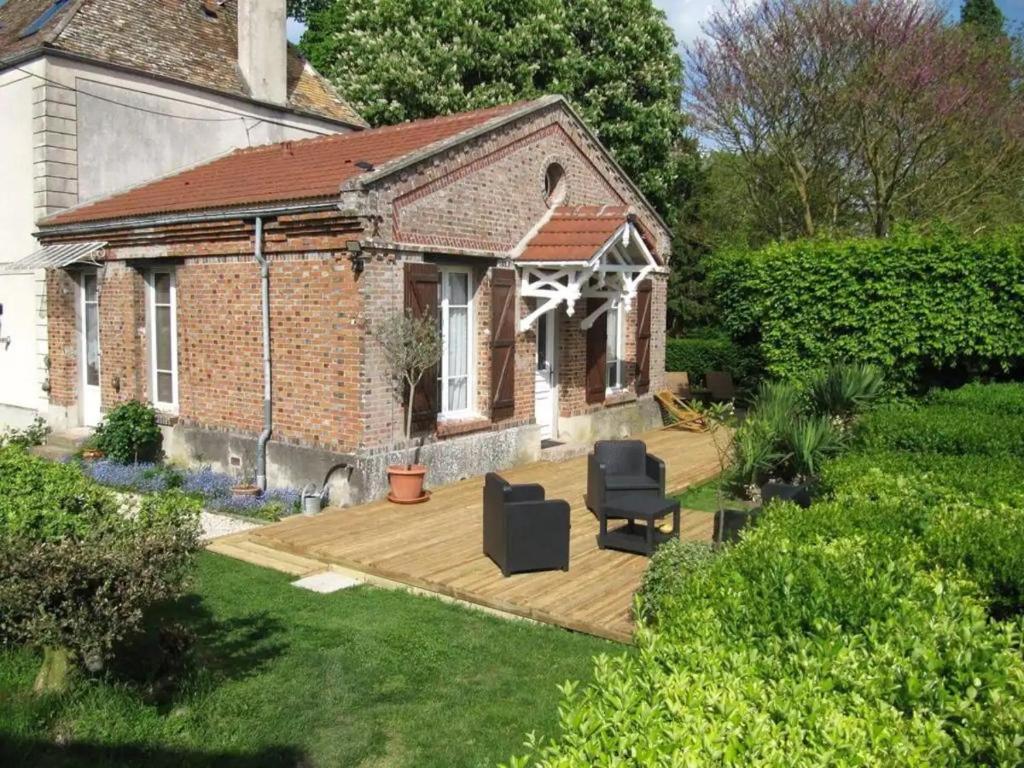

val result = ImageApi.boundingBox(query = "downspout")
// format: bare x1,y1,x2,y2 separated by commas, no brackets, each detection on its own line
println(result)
254,217,272,492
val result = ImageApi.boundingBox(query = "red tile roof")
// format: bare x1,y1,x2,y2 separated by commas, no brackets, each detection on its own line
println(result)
517,205,630,262
0,0,364,126
43,100,537,227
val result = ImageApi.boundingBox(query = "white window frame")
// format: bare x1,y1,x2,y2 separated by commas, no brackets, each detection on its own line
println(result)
147,268,179,413
606,299,626,393
438,266,476,419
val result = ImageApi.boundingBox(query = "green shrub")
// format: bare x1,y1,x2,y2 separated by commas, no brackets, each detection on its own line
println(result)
709,229,1024,390
665,335,756,383
93,401,162,464
635,540,716,623
0,416,50,449
0,447,200,686
856,404,1024,456
821,450,1024,508
0,445,118,539
926,381,1024,415
513,507,1024,767
806,363,885,420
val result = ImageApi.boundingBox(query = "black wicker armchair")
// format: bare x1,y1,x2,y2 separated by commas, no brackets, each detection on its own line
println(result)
585,440,666,518
482,473,570,577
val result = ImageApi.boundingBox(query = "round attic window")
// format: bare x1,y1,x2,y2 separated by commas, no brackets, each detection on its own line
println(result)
544,163,567,207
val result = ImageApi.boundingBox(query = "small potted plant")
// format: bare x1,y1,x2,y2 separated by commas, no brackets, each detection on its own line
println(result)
699,401,760,544
231,465,261,498
376,307,443,503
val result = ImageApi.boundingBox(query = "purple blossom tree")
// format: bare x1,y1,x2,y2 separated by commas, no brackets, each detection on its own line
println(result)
689,0,1024,237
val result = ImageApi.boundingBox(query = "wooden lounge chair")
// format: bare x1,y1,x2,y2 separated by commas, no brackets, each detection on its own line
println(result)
655,390,706,432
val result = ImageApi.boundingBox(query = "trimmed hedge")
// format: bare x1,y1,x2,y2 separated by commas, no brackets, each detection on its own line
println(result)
665,335,755,382
856,403,1024,456
709,229,1024,389
512,383,1024,766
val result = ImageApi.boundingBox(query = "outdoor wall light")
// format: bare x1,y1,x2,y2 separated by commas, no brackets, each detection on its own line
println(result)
346,240,365,274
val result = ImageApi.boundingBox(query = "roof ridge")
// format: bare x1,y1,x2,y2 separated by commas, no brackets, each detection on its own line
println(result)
231,98,546,157
41,0,91,47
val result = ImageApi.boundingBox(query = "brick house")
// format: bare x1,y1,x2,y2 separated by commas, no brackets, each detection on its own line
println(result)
33,96,671,503
0,0,362,429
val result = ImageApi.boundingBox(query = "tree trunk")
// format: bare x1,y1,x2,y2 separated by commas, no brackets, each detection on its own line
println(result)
34,646,71,695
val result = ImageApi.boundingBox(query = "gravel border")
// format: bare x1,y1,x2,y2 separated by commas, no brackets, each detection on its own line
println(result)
200,510,263,542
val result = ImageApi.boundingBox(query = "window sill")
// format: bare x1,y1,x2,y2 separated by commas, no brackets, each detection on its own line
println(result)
604,390,637,407
153,410,179,427
436,415,491,438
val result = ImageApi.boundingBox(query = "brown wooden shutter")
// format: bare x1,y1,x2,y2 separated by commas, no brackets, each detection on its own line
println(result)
404,262,440,425
585,297,607,404
635,279,652,393
490,269,516,418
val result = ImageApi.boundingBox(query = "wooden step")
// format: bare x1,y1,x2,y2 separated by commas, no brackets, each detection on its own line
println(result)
206,537,327,576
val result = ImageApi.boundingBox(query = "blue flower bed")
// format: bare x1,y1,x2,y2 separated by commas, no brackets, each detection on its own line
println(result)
81,461,299,521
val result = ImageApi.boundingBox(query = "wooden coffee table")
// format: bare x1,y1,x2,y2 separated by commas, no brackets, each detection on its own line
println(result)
598,495,681,555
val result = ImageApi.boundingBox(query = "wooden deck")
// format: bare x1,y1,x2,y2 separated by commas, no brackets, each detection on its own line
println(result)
221,428,720,643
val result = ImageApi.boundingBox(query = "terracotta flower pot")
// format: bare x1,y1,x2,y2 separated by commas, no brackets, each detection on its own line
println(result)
81,448,104,461
232,484,262,498
387,464,428,503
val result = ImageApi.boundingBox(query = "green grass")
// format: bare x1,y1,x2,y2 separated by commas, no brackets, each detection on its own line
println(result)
677,478,725,513
0,553,616,768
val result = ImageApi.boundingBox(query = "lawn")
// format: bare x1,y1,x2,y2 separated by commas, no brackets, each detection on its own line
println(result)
0,552,616,768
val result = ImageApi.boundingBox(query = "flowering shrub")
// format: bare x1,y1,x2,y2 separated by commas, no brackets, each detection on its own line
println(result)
82,461,299,521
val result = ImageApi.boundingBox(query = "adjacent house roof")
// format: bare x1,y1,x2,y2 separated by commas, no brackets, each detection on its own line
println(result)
518,205,632,263
0,0,364,127
42,99,542,227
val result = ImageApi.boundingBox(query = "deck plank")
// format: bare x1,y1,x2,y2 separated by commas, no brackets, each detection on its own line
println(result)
237,427,719,643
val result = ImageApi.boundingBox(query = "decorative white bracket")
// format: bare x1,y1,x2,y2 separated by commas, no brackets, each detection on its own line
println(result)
516,221,657,333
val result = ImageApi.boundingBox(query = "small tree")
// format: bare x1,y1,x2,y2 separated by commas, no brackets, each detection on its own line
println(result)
376,309,444,455
697,401,738,543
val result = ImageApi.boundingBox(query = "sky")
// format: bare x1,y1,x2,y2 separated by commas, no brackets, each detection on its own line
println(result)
288,1,1024,52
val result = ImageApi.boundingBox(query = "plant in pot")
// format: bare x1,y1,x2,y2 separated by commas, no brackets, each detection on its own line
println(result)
376,307,443,503
699,401,765,544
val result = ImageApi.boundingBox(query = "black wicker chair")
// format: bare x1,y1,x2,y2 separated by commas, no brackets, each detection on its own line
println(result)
482,473,570,577
585,440,666,518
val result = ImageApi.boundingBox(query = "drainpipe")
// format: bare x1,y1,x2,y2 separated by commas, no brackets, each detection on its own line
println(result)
254,217,272,492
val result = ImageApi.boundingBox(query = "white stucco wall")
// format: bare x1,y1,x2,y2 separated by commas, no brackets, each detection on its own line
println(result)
0,54,354,428
0,61,49,422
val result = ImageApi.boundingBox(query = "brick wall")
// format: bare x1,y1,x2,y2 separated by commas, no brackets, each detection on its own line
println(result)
46,269,78,408
97,261,147,408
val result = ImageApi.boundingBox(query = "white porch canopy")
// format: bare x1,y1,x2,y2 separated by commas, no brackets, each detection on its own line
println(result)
0,241,106,274
517,218,657,333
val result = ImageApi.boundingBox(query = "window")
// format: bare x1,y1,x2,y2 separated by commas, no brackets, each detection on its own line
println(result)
544,163,566,207
438,267,474,417
606,300,625,391
82,273,100,387
148,269,178,411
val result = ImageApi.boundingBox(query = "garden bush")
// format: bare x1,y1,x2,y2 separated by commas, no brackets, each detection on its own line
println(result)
635,539,716,623
856,403,1024,456
517,383,1024,766
665,334,756,383
0,447,200,691
709,229,1024,390
925,381,1024,415
93,400,162,463
512,500,1024,767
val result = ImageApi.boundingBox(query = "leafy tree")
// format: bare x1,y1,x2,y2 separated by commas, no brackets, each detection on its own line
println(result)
961,0,1005,38
294,0,694,223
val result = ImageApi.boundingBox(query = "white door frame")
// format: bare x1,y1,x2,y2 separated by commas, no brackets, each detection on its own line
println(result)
79,270,102,427
534,309,559,440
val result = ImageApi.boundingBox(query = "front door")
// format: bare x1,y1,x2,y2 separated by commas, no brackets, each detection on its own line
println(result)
534,310,557,440
80,271,102,427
